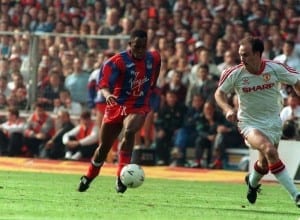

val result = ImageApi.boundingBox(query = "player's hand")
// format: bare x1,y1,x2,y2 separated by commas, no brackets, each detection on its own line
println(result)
106,94,117,106
225,109,237,123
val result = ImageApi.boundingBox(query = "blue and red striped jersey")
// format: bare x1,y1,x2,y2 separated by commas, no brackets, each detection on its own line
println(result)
99,50,161,108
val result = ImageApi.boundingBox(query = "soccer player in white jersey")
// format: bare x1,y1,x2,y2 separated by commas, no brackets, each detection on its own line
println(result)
215,36,300,207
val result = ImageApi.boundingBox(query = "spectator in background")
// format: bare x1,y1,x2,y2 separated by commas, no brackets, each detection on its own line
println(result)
186,64,217,106
97,8,123,50
6,70,28,110
60,50,75,78
0,93,7,109
47,44,61,64
18,36,31,82
154,90,186,165
87,67,105,112
0,75,11,98
27,5,39,31
211,94,245,169
64,57,89,107
7,70,26,93
213,38,228,65
190,48,221,83
8,54,22,75
170,93,205,167
23,102,55,157
44,110,75,159
83,50,97,74
53,89,82,116
36,63,50,95
262,39,276,60
20,12,32,31
38,69,65,111
0,35,11,58
86,37,102,52
34,7,55,33
274,40,300,100
217,50,239,73
270,31,284,58
173,57,191,86
135,86,161,149
12,86,28,110
0,57,10,78
0,107,25,156
280,94,300,140
105,38,123,55
63,110,99,161
192,100,226,168
273,40,300,71
161,70,187,107
119,16,134,48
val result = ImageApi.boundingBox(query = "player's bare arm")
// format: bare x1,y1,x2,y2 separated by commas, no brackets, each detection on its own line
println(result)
214,88,237,122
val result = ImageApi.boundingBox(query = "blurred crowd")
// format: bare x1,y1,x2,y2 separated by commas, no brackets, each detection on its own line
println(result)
0,0,300,169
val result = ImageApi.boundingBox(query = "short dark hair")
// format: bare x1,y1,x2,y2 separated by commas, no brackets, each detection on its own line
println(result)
8,106,19,117
35,101,45,109
130,29,147,40
284,40,295,48
60,89,71,96
80,110,91,119
239,36,264,55
0,75,7,81
198,63,209,72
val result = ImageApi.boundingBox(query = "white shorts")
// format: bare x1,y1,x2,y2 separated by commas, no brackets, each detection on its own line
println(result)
238,121,282,147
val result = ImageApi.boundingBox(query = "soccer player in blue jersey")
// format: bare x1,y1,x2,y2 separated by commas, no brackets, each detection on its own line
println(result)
78,29,161,193
215,36,300,207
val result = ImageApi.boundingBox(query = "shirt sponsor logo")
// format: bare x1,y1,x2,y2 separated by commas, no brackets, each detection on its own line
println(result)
242,82,275,93
128,71,150,97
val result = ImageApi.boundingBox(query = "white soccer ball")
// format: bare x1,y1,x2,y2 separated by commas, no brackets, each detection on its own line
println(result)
120,164,145,188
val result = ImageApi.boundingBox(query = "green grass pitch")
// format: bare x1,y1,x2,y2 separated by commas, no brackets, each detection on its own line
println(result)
0,170,299,220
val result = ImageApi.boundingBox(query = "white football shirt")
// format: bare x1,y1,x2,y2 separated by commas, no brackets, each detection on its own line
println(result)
218,60,300,142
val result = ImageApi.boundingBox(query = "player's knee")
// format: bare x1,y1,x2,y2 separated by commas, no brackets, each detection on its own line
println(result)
263,144,278,159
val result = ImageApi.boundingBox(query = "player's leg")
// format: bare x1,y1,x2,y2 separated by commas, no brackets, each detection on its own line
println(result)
246,128,300,206
78,122,123,192
245,150,268,204
116,113,146,193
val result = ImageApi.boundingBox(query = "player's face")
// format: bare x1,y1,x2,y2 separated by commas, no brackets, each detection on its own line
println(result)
129,37,147,60
239,43,260,72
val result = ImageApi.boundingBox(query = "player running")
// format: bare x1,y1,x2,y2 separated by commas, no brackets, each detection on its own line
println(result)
215,36,300,207
78,29,161,193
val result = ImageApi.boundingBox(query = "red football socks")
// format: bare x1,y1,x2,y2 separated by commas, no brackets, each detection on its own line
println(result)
86,161,103,179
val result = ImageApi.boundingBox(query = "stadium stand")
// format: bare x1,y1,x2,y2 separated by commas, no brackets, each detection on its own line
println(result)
0,0,299,170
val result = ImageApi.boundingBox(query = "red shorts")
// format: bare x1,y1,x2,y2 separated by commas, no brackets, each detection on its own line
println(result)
96,103,106,114
103,104,150,123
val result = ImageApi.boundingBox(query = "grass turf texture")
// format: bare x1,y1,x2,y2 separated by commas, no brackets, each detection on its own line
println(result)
0,170,299,220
